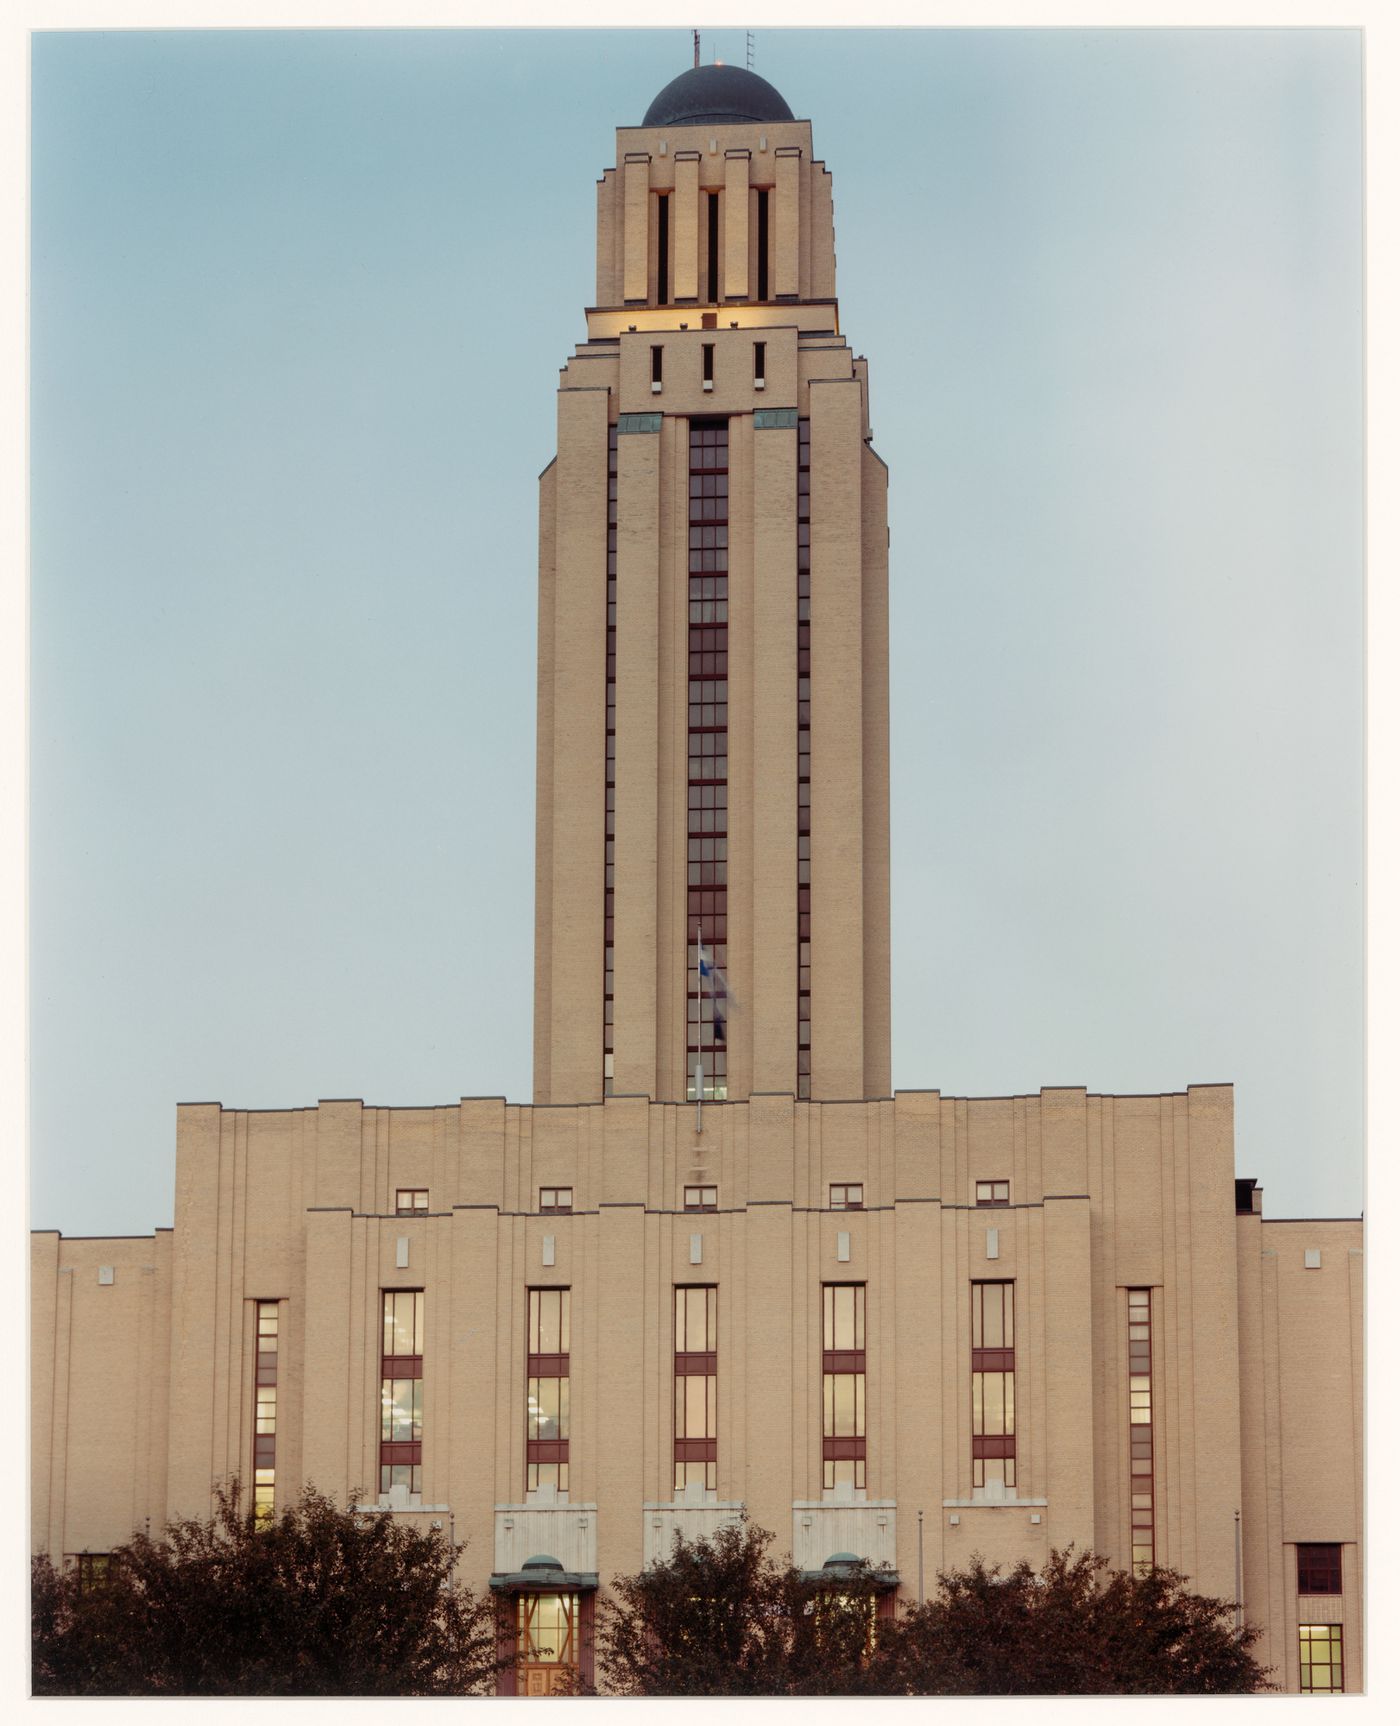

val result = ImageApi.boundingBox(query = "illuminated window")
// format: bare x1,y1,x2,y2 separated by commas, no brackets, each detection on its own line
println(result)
253,1299,279,1522
972,1282,1015,1493
975,1181,1009,1206
674,1286,717,1491
527,1288,570,1495
380,1289,424,1502
684,1185,718,1210
1297,1544,1343,1595
822,1284,866,1491
516,1592,580,1695
1127,1287,1155,1574
540,1188,573,1214
1298,1624,1344,1693
395,1188,429,1215
830,1183,864,1210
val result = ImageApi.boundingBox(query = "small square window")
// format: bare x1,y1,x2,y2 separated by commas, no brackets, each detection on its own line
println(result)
976,1181,1010,1206
540,1187,573,1213
830,1183,864,1210
395,1189,429,1215
1297,1543,1343,1595
684,1185,718,1211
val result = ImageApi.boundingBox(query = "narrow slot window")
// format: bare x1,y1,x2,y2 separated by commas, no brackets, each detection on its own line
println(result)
707,191,720,302
674,1286,717,1490
972,1282,1016,1493
253,1300,279,1522
821,1283,866,1490
753,341,766,388
1127,1287,1155,1573
757,188,770,299
702,343,714,389
527,1288,570,1495
380,1290,424,1503
651,345,663,391
656,192,669,304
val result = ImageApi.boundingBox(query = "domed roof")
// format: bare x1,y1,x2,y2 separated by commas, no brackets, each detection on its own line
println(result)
643,64,795,128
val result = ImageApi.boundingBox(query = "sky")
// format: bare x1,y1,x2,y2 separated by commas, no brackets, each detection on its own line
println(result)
26,23,1364,1237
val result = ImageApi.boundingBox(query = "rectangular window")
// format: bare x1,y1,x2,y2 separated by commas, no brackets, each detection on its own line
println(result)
72,1553,111,1590
1127,1287,1154,1574
830,1183,864,1210
1297,1544,1343,1595
395,1188,429,1215
540,1187,573,1214
253,1299,279,1521
516,1592,581,1694
656,192,669,304
684,1185,718,1210
380,1289,424,1502
756,188,770,300
822,1284,866,1491
651,344,663,386
707,191,720,302
753,340,765,385
702,342,714,384
1298,1625,1344,1693
975,1180,1010,1206
527,1288,570,1495
972,1282,1016,1493
674,1286,717,1491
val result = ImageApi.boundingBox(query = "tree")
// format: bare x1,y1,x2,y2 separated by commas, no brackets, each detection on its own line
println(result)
595,1516,892,1696
879,1548,1271,1696
32,1482,501,1696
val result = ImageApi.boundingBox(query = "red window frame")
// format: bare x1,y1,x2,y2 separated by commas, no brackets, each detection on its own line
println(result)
527,1288,570,1494
674,1286,717,1490
1297,1543,1343,1595
822,1283,866,1490
972,1281,1016,1491
380,1290,424,1500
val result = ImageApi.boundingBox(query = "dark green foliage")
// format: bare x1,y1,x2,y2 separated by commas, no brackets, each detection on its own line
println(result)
31,1482,501,1697
595,1515,891,1696
597,1527,1271,1697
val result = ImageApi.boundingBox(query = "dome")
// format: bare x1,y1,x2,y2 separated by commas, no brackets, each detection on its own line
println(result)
642,64,795,128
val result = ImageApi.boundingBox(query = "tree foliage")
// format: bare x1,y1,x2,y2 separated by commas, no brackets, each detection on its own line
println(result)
595,1516,891,1696
596,1524,1270,1697
31,1482,501,1697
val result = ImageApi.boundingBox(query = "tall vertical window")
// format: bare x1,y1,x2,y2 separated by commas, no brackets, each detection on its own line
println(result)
687,420,729,1100
702,342,715,386
674,1286,717,1491
1127,1287,1155,1573
822,1284,866,1490
753,341,766,387
380,1290,424,1501
971,1282,1015,1492
253,1300,278,1522
527,1288,570,1494
603,425,618,1095
796,416,812,1097
656,192,669,304
1298,1625,1344,1692
706,191,720,302
756,188,770,300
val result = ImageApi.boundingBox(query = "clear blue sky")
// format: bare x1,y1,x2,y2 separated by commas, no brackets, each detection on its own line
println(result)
29,26,1362,1235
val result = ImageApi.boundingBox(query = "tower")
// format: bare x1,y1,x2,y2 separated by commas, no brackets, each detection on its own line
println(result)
533,63,891,1108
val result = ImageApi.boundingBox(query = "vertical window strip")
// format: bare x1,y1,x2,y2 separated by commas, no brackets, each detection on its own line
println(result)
706,191,720,303
1127,1287,1155,1574
821,1283,866,1490
757,188,770,301
527,1288,571,1495
796,417,812,1098
687,420,729,1101
380,1290,424,1501
656,192,669,305
971,1282,1016,1492
253,1300,278,1522
603,426,618,1095
673,1286,718,1491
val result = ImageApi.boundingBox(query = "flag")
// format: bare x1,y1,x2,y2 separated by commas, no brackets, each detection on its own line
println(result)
697,936,732,1046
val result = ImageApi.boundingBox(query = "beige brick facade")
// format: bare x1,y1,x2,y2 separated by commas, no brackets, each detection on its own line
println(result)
31,64,1361,1696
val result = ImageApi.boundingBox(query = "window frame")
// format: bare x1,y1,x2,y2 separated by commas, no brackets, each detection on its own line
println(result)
1298,1623,1344,1693
395,1188,429,1215
683,1185,718,1211
1297,1543,1343,1596
829,1182,864,1211
539,1187,574,1214
975,1180,1010,1206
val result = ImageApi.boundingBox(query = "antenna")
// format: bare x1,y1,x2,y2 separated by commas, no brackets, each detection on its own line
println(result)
693,29,700,70
747,31,755,71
